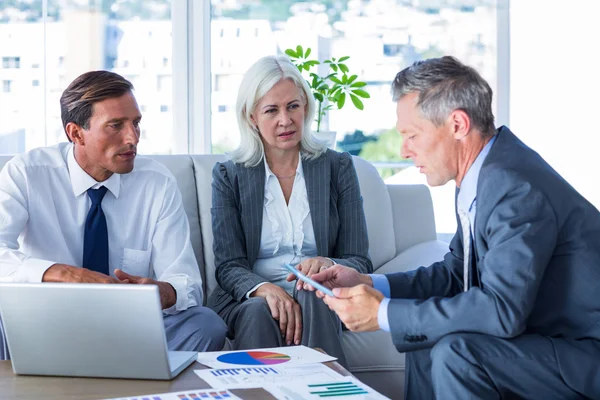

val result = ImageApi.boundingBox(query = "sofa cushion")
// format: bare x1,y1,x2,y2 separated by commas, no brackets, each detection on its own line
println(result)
351,156,396,270
377,240,450,275
342,330,405,398
342,330,405,372
191,154,227,298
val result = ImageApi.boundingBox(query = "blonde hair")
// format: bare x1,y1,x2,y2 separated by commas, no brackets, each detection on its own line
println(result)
230,55,326,167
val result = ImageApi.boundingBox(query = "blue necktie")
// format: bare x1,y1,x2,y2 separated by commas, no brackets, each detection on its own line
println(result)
83,186,109,275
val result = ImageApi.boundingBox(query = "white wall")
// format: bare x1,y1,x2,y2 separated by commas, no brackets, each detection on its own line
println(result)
510,1,600,209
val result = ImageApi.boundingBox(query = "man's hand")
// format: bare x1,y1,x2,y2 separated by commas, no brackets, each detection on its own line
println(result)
252,283,302,346
42,264,120,284
285,256,335,291
323,284,384,332
309,264,373,297
114,269,177,310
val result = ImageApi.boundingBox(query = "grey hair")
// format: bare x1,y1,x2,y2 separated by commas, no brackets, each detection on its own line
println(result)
230,55,326,167
391,56,496,136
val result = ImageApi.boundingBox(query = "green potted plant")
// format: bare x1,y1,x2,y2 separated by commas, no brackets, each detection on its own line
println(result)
285,45,370,146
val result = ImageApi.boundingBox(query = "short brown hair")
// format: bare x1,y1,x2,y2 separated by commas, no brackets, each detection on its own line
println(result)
60,71,134,141
392,56,496,137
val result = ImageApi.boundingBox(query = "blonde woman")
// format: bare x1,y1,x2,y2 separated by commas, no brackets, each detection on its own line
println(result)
208,56,372,367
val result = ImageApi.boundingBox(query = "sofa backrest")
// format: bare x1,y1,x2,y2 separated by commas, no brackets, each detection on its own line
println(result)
351,156,397,269
145,155,206,293
190,155,227,297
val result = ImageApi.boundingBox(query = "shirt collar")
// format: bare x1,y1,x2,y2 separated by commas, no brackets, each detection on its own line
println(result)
264,153,304,180
457,135,497,213
67,144,121,198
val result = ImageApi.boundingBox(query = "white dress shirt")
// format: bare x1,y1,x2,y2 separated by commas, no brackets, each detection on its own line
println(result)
247,155,318,297
0,143,202,314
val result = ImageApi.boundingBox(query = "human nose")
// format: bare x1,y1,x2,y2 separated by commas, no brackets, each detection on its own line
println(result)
123,122,139,145
278,110,293,127
400,138,411,159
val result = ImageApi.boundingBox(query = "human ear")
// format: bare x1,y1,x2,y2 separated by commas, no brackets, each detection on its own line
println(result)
450,110,471,140
65,122,85,145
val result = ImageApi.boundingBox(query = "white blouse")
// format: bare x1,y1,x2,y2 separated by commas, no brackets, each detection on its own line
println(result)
248,155,317,296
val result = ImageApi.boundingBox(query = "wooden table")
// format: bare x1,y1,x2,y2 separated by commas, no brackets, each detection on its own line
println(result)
0,358,351,400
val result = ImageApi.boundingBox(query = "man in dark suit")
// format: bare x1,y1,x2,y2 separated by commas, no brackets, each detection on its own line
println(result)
311,56,600,399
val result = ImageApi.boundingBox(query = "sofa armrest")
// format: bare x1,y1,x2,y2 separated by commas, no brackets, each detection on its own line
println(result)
387,184,437,255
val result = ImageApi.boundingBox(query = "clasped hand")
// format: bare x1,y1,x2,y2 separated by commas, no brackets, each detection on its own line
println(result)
42,264,176,309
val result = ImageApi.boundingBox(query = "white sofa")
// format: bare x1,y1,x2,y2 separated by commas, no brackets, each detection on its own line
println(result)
0,153,449,399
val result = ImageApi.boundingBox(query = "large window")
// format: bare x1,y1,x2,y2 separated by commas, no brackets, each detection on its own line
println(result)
1,0,509,236
0,0,173,154
210,0,503,235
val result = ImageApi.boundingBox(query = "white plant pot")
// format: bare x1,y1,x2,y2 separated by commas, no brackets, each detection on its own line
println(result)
314,130,337,149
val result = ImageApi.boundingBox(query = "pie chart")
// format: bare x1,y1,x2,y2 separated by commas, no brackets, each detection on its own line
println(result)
216,351,291,365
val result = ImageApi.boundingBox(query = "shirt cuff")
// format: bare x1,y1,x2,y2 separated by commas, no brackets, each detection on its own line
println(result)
369,274,391,298
161,275,199,315
378,298,391,332
15,258,56,282
246,282,269,299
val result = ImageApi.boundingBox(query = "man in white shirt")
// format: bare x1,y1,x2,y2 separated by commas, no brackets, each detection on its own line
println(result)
0,70,227,360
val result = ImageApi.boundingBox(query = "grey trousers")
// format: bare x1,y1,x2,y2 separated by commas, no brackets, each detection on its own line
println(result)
0,306,227,360
217,288,348,368
405,333,586,400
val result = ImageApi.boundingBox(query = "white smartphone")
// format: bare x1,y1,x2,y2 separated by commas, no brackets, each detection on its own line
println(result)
283,263,335,297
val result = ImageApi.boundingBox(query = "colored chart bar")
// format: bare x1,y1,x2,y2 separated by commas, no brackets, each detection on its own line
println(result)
210,367,279,376
308,382,369,397
177,391,232,400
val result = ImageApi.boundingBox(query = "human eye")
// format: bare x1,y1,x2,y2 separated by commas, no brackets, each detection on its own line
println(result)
264,108,276,114
288,103,300,110
108,122,123,130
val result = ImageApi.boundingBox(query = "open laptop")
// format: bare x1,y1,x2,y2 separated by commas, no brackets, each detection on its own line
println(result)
0,283,197,380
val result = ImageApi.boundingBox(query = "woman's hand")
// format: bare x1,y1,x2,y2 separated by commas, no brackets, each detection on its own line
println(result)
285,256,335,291
252,283,302,345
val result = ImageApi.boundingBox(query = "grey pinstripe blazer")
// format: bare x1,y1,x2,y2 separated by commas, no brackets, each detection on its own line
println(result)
207,149,373,313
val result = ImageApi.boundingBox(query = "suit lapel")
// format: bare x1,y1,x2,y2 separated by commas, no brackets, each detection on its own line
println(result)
304,153,330,256
238,160,265,267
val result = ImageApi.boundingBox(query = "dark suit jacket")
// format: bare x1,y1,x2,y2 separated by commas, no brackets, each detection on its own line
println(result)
208,149,373,314
386,127,600,396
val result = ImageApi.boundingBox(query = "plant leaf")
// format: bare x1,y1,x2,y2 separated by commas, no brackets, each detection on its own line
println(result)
331,64,338,72
337,92,346,109
347,74,358,84
339,56,350,62
352,89,370,98
350,94,364,110
314,93,324,102
350,81,367,88
285,49,298,58
296,45,303,57
330,76,342,85
305,48,311,58
342,74,348,84
339,63,349,73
